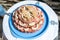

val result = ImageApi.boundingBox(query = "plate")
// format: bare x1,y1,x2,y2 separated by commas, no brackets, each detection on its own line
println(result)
3,1,58,40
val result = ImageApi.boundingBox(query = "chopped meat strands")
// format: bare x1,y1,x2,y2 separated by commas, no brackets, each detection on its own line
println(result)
12,5,44,33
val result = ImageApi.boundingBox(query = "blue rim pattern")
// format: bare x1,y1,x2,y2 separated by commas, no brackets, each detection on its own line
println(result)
9,4,49,39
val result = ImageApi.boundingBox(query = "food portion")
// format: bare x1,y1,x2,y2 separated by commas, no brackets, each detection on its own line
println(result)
12,5,44,33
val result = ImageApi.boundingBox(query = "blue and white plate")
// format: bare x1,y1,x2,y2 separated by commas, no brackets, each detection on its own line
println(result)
3,1,58,40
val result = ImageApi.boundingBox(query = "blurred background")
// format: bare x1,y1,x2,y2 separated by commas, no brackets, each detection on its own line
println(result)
0,0,60,40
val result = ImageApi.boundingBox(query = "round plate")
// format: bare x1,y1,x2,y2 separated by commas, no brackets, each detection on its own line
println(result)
3,1,58,40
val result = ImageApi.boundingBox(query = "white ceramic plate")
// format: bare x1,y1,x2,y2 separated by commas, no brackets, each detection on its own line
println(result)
3,1,58,40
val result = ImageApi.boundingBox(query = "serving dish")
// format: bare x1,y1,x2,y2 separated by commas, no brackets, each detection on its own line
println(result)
0,1,58,40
